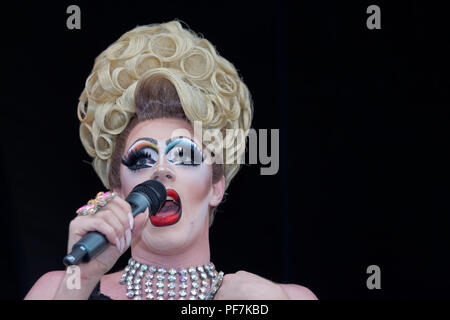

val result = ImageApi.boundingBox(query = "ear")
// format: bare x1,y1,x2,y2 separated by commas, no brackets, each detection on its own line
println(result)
209,175,225,207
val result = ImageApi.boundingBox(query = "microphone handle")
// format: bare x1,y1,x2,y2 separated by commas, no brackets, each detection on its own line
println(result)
63,194,147,267
63,231,108,266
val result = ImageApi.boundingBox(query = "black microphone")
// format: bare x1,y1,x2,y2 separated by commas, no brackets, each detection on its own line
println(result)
63,180,166,266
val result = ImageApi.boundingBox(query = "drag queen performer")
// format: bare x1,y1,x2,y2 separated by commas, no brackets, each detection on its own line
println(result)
25,21,317,300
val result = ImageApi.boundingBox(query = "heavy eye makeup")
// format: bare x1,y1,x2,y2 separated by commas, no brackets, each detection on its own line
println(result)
122,139,159,171
165,137,204,166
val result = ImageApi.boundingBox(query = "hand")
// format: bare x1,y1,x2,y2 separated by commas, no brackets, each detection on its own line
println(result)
67,194,147,281
213,271,289,300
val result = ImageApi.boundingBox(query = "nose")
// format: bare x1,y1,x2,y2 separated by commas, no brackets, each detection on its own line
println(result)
150,166,175,184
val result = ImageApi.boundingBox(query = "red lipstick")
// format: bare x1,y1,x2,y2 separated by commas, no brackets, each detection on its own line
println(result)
150,189,181,227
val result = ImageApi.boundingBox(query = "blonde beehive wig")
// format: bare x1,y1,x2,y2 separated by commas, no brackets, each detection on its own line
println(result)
78,20,253,201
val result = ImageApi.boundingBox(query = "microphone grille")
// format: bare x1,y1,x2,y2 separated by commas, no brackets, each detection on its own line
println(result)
133,180,167,214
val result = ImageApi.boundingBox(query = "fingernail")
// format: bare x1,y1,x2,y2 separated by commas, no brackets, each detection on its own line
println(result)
128,212,134,230
115,237,121,253
120,236,125,253
126,229,132,247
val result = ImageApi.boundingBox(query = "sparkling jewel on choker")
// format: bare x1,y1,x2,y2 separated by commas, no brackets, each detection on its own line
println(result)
119,258,224,300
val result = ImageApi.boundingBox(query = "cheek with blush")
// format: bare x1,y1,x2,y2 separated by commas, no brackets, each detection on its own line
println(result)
119,163,156,198
119,170,140,198
175,165,213,217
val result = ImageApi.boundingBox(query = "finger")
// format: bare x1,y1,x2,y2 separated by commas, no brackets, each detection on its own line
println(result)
101,201,131,231
73,217,120,248
116,197,134,231
131,208,149,238
97,210,127,251
109,196,132,216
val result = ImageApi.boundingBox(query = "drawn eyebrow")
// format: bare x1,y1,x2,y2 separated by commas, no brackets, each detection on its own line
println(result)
124,138,159,160
129,138,159,149
164,136,199,153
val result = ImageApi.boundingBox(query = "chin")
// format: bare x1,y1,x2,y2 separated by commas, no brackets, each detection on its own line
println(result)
140,220,191,253
140,208,209,254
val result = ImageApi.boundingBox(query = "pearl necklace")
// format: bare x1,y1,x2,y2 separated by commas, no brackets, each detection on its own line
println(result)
119,258,224,300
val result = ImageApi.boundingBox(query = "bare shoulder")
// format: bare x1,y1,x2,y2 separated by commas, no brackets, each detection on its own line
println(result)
99,271,126,300
24,270,66,300
231,270,318,300
279,283,318,300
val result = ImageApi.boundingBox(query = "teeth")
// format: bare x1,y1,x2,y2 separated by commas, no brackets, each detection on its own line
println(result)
167,196,175,201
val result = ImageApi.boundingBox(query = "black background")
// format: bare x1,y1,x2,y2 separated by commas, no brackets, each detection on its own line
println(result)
1,0,449,300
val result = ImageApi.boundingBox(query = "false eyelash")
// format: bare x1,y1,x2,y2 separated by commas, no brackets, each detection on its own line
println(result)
171,146,202,166
121,148,157,170
168,142,204,165
170,139,204,157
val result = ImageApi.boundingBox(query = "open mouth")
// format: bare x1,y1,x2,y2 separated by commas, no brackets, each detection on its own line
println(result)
150,189,182,227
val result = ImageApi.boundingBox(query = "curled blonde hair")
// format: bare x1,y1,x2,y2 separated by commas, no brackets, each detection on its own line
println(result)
78,20,253,191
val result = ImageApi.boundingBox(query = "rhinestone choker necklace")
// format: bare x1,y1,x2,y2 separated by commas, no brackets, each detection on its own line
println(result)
119,258,224,300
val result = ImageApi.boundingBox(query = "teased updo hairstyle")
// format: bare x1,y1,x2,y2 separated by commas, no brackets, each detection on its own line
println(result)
108,76,225,189
78,21,253,223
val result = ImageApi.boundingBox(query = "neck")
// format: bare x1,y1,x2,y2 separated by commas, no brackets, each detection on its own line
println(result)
129,224,211,269
120,226,223,300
